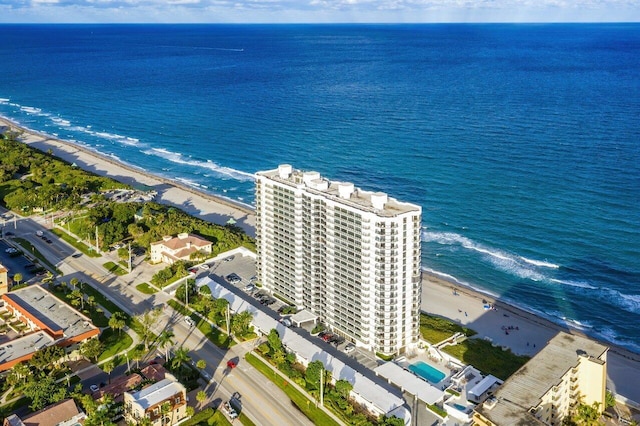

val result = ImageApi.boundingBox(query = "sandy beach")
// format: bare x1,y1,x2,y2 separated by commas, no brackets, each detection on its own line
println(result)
0,117,256,237
421,274,640,406
2,116,639,407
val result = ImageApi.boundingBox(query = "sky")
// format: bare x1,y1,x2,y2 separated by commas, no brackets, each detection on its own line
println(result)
0,0,639,23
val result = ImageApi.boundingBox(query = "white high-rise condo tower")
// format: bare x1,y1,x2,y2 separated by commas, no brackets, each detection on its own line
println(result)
255,164,422,355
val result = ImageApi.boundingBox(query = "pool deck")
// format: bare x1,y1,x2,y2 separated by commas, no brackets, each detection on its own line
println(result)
396,349,487,426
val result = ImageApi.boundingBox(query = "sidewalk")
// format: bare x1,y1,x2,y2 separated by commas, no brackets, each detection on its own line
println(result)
249,351,347,426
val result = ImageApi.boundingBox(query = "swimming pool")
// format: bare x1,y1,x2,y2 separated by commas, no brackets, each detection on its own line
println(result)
408,361,446,384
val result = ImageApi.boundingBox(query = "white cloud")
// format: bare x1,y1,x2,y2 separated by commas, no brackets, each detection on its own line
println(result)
0,0,638,22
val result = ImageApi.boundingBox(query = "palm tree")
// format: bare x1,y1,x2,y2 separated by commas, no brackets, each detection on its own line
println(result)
103,360,115,384
170,347,191,371
196,390,207,408
70,277,79,290
157,330,175,362
108,311,126,336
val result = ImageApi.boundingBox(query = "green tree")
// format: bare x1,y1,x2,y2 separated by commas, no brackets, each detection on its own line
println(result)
23,373,67,410
13,272,22,286
70,289,84,309
103,360,115,384
305,360,324,390
30,345,65,371
157,330,175,362
170,347,191,370
196,359,206,370
7,362,32,386
379,415,405,426
70,277,79,290
108,311,127,335
196,390,207,408
605,390,616,409
334,379,353,399
571,402,602,426
231,311,253,337
80,338,104,362
135,308,161,350
185,406,195,417
267,329,282,353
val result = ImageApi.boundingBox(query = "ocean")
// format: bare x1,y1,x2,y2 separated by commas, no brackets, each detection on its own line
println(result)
0,24,638,353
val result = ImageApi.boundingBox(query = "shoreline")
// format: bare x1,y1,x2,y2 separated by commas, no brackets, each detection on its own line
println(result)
0,116,256,237
2,115,639,404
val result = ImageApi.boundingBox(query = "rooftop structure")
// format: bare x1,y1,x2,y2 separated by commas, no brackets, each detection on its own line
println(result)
255,164,422,355
473,332,608,426
124,378,187,426
0,285,99,371
3,398,86,426
197,275,409,422
150,233,212,265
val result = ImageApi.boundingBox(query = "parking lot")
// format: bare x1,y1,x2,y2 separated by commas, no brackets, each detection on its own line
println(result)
0,239,42,284
203,253,383,369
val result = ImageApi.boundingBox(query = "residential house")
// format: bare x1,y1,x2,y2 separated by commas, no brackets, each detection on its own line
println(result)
124,378,187,426
150,233,212,265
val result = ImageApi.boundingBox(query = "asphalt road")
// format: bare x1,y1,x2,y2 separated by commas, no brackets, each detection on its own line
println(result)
5,210,313,426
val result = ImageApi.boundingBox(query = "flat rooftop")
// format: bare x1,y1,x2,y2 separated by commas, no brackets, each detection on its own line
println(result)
2,285,97,339
257,166,420,218
475,332,608,425
130,378,184,410
0,331,54,365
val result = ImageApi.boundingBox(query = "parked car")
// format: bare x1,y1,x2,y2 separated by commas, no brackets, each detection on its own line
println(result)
280,318,293,327
226,273,241,283
200,264,210,270
189,268,198,274
244,283,256,292
72,253,82,258
344,343,356,353
36,230,43,237
224,255,235,262
184,316,195,327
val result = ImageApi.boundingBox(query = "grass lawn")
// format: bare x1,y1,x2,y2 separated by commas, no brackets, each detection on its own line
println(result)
13,237,60,273
99,327,134,361
245,352,339,426
167,300,233,349
181,408,233,426
420,313,477,344
442,338,530,380
50,228,101,257
103,261,128,276
135,282,158,294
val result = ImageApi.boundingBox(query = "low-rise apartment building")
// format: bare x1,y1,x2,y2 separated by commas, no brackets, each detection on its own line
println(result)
124,378,187,426
0,285,100,371
473,332,608,426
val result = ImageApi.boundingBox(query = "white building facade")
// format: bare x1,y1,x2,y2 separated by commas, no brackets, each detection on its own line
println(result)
255,164,422,355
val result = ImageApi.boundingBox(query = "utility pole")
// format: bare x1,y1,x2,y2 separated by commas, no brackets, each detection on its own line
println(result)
320,365,324,407
128,243,132,273
226,304,231,336
95,226,99,253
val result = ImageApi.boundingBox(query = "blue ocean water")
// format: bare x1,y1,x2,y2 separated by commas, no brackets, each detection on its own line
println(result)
0,24,638,352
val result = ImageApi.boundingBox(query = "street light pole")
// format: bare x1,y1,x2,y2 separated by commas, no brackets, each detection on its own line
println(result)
320,366,324,407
